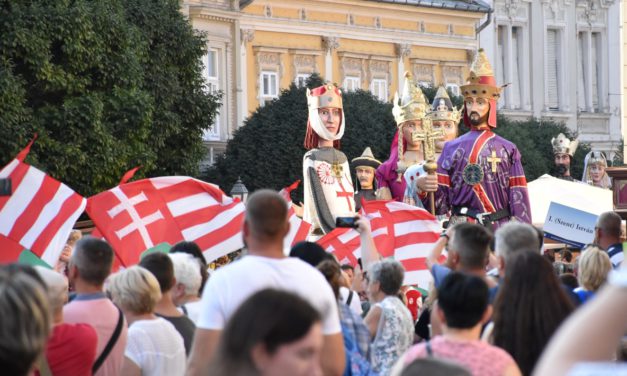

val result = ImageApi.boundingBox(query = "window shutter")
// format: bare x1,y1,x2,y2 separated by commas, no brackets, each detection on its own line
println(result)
546,30,560,110
591,32,600,111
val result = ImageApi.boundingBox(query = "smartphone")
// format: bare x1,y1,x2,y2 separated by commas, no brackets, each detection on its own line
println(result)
336,216,358,228
0,178,11,197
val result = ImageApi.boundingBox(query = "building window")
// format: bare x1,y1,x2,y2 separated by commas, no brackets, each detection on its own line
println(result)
546,29,561,111
343,76,361,92
260,71,279,106
370,79,388,101
204,49,220,141
578,31,602,112
295,73,310,88
496,25,523,110
446,83,460,97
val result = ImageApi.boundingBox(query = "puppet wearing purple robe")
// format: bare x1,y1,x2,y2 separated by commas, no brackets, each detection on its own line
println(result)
423,49,531,228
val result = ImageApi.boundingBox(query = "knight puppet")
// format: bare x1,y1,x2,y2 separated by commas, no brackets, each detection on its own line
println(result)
351,147,382,211
417,49,532,228
303,84,355,237
376,72,431,203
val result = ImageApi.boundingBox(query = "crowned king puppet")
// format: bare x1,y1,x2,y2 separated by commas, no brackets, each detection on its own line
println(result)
551,133,579,181
417,49,531,228
404,86,462,208
351,147,381,211
376,72,431,203
303,84,355,237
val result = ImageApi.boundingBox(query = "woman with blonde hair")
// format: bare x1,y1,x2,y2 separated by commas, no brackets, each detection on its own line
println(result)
574,246,612,304
582,151,611,189
106,266,186,376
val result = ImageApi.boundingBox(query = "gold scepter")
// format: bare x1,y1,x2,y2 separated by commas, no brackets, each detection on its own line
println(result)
412,117,443,215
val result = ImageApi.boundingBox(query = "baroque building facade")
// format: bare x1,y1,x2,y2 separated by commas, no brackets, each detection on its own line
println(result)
180,0,490,168
479,0,622,159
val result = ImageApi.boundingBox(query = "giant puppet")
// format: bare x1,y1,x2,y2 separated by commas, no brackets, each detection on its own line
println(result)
352,147,382,211
403,86,461,208
417,49,531,228
582,151,611,189
303,84,355,237
376,72,431,203
551,133,578,181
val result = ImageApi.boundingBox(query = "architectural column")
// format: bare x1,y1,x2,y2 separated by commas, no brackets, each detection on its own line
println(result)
585,31,593,112
505,26,513,109
239,29,254,127
322,36,339,82
395,43,411,89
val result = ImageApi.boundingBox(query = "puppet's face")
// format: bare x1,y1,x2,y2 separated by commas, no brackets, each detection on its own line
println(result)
355,166,375,189
318,108,341,136
464,97,489,126
433,120,458,151
402,120,423,148
589,163,606,183
554,153,570,170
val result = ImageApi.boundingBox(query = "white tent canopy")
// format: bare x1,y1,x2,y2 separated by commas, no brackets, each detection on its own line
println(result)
527,174,613,226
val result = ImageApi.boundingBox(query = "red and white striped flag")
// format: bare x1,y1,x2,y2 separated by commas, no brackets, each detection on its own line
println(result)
279,180,311,252
317,200,441,288
0,139,86,266
87,176,245,267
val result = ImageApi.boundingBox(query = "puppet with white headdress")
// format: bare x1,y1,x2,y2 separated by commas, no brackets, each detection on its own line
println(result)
302,84,355,237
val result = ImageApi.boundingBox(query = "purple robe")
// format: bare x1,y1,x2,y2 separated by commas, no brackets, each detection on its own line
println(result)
375,159,406,202
427,129,531,228
376,130,407,202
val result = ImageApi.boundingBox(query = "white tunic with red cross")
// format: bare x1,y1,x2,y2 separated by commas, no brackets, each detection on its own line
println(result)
303,148,355,237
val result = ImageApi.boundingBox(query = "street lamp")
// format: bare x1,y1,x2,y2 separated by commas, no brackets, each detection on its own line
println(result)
230,177,249,203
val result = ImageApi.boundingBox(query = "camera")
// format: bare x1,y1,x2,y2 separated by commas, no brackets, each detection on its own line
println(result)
336,216,358,228
0,178,11,197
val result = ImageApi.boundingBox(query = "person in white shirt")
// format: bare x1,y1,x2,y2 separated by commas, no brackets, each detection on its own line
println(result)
106,266,186,376
187,190,345,376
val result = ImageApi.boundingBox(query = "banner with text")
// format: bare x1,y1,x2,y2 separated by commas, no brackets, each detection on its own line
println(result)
543,202,597,248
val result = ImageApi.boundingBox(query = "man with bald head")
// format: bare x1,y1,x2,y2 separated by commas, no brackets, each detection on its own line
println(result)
187,190,345,376
594,211,624,268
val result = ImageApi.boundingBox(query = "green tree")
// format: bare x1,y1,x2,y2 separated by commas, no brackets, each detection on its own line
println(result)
0,0,219,196
493,116,590,181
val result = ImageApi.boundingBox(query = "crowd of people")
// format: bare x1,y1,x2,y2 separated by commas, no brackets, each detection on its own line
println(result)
1,189,626,376
2,46,626,376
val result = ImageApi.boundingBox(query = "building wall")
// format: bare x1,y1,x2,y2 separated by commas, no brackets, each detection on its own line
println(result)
240,0,484,114
185,0,488,166
479,0,622,160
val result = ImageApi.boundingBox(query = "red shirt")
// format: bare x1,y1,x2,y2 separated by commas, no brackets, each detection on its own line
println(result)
37,323,98,376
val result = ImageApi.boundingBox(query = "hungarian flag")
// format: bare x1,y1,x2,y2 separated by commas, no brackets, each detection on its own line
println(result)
87,176,245,267
0,139,86,266
317,200,441,288
279,180,311,252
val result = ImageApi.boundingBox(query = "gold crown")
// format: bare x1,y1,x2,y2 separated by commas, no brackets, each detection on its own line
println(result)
307,84,343,110
428,86,461,123
551,133,579,157
392,72,429,126
460,49,502,100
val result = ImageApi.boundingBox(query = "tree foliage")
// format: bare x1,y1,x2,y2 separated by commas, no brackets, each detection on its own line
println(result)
0,0,219,196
